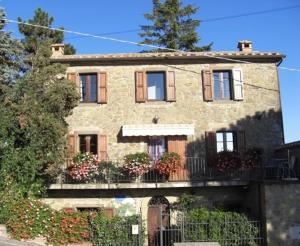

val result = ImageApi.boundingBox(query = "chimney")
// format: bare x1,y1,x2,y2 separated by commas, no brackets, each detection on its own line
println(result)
51,43,65,57
237,40,252,53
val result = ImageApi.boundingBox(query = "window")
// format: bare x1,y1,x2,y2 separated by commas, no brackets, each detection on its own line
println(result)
213,71,232,100
148,137,166,160
79,73,97,102
79,134,97,155
147,72,165,101
216,132,234,152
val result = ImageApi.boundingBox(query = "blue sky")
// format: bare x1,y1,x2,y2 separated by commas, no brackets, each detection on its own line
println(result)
1,0,299,143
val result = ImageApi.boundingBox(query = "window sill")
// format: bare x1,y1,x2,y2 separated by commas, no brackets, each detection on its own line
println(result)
138,101,174,108
78,103,106,107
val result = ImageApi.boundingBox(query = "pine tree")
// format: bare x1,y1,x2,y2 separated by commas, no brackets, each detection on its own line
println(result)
140,0,211,52
0,9,24,88
18,8,75,55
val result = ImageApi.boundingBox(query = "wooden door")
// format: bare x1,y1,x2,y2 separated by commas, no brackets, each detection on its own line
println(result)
147,196,170,246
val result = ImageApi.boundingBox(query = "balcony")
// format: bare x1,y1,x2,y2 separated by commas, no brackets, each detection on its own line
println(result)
49,157,268,190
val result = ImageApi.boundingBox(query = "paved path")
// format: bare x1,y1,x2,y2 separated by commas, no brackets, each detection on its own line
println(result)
0,237,41,246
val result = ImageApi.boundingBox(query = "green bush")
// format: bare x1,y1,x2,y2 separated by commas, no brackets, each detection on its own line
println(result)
90,212,144,245
6,198,53,240
185,208,259,246
47,208,90,245
4,197,90,245
123,152,151,177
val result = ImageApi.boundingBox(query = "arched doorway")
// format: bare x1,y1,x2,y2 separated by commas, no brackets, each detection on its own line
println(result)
147,196,170,246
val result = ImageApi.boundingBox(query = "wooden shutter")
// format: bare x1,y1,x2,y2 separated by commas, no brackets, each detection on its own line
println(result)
98,134,108,161
67,134,78,160
202,70,213,101
205,131,217,166
232,68,244,100
166,71,176,102
167,136,187,181
97,72,107,103
135,71,146,102
236,131,246,155
67,73,79,88
103,207,114,219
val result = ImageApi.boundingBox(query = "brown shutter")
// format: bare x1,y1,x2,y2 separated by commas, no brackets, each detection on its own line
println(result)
166,71,176,102
205,131,217,166
98,134,108,161
202,70,213,101
97,72,107,103
67,134,78,161
67,73,79,88
236,131,246,155
167,136,187,181
103,207,114,219
135,71,146,102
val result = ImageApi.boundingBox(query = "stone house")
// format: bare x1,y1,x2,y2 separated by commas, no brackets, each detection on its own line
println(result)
46,41,286,245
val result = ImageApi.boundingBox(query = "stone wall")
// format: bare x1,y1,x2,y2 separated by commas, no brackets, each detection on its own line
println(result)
66,61,283,161
263,183,300,246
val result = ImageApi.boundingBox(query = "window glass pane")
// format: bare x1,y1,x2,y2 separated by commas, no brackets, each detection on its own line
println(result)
226,142,234,151
217,142,224,152
90,135,98,155
223,71,231,99
226,132,233,141
79,134,98,155
90,74,97,102
147,72,165,100
213,72,220,99
79,135,86,153
148,137,166,160
216,132,223,142
80,75,86,102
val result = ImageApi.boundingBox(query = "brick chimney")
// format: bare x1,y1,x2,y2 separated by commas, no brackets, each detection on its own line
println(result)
237,40,252,53
51,44,65,57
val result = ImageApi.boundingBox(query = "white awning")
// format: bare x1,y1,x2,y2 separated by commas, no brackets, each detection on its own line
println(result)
122,124,194,136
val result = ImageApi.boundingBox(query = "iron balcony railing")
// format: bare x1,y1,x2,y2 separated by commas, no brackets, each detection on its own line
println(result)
54,157,268,185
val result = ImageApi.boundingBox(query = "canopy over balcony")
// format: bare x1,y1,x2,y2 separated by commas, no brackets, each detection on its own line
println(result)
122,124,194,136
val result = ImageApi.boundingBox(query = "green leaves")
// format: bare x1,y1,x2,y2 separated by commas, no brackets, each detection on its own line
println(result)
18,8,76,55
140,0,211,51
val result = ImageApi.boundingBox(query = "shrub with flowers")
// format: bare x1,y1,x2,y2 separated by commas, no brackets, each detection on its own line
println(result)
216,151,241,172
241,147,263,169
5,197,90,245
6,198,52,240
67,152,100,182
47,208,90,245
154,152,181,178
123,152,151,177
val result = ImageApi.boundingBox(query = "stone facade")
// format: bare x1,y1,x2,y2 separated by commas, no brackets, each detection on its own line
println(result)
65,61,283,160
263,183,300,246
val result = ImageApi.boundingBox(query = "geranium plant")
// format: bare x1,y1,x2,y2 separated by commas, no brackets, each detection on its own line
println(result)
241,147,263,169
154,152,181,178
67,152,100,182
123,152,151,177
216,151,241,172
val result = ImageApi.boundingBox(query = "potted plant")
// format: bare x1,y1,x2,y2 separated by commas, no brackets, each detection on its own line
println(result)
154,152,181,180
99,161,122,182
123,152,151,181
215,151,241,172
241,147,263,169
67,152,100,183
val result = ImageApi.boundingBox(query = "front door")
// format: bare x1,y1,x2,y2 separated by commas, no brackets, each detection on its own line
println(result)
147,196,170,246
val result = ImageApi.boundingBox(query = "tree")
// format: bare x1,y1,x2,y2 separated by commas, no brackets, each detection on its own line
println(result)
140,0,212,52
0,41,80,197
18,8,75,55
0,9,80,196
0,9,25,89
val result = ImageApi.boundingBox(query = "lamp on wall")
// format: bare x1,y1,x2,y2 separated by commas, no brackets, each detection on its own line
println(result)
153,115,159,124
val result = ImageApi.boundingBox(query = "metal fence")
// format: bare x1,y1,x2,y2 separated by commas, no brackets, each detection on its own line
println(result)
152,209,263,246
89,214,144,246
57,157,266,185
